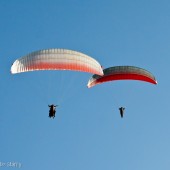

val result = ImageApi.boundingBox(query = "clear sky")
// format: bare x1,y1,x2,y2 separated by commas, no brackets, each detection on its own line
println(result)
0,0,170,169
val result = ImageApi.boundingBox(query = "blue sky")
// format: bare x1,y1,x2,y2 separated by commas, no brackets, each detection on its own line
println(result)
0,0,170,169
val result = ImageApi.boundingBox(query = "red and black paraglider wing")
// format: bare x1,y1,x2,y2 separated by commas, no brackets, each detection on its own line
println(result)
87,66,157,88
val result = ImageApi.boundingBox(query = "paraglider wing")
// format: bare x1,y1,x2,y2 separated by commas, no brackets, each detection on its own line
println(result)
87,66,157,88
11,49,103,76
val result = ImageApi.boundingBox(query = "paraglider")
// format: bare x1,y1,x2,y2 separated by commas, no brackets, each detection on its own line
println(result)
119,107,125,118
87,66,157,118
87,66,157,88
48,104,58,118
11,48,104,118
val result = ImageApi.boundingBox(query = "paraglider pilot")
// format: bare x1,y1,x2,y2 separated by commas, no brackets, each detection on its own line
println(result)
119,107,125,118
48,104,58,118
